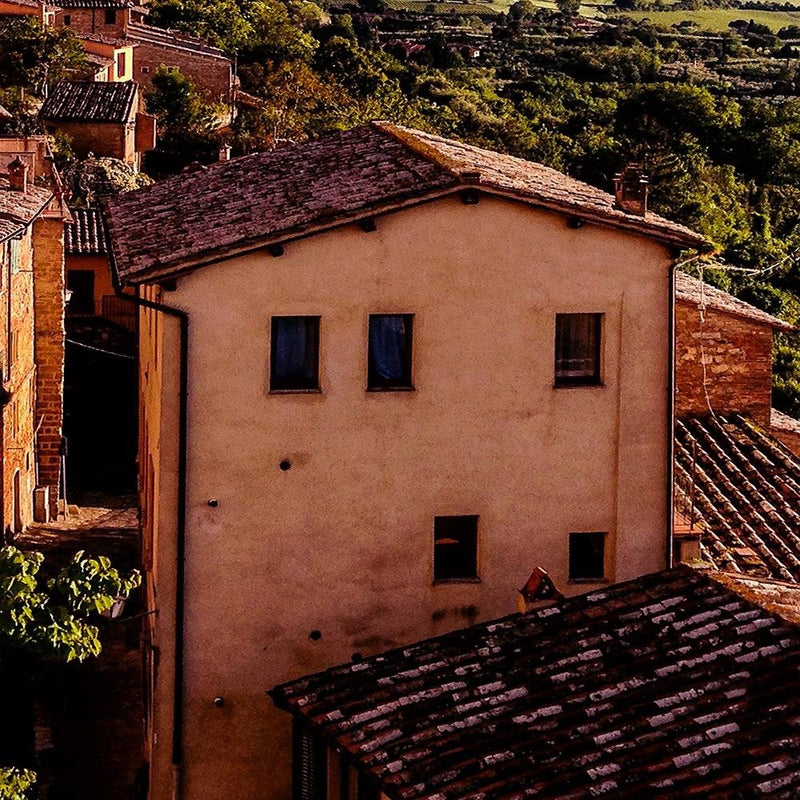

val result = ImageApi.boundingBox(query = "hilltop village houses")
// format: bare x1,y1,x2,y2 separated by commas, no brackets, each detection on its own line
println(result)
0,135,69,533
105,122,715,800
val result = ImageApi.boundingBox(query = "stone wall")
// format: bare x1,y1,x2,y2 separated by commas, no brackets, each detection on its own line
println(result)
676,300,774,427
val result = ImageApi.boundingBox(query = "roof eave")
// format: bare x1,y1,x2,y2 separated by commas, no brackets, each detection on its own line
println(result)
114,184,712,286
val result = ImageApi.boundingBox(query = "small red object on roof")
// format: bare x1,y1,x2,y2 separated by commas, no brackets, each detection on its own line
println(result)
519,566,564,603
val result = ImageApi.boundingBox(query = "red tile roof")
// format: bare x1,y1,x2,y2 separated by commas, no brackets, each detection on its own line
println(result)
271,566,800,799
674,414,800,581
676,271,794,332
40,81,137,124
65,207,107,255
106,122,710,285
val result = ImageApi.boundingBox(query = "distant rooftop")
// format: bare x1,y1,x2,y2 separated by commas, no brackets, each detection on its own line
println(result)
106,122,710,284
675,413,800,581
40,81,137,124
271,566,800,799
65,207,107,255
126,22,229,57
56,0,132,7
676,271,793,331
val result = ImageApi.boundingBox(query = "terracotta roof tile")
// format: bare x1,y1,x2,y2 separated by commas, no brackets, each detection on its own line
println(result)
674,414,800,580
676,272,794,331
64,207,107,255
106,122,711,285
772,408,800,437
40,81,137,124
271,567,800,799
125,22,229,57
0,177,54,241
56,0,131,7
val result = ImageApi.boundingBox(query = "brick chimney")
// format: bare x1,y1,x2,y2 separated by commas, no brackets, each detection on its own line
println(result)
614,163,648,216
218,144,232,162
8,156,29,193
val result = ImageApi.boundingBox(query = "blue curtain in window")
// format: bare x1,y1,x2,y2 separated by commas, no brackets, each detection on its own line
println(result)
274,317,316,387
369,315,408,384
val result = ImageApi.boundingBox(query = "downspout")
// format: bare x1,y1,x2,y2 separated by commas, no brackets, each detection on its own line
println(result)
667,258,677,569
107,243,189,799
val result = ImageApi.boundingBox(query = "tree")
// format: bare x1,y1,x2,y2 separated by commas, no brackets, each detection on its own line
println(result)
0,547,140,798
62,156,154,206
555,0,581,16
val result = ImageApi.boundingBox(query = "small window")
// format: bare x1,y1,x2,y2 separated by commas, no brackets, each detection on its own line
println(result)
292,720,326,800
569,531,606,581
270,316,319,391
64,13,71,24
116,51,126,77
367,314,413,390
141,65,150,75
554,313,602,386
104,8,117,24
9,240,20,273
434,515,478,582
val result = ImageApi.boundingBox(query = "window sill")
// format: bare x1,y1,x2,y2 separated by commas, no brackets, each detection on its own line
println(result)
433,577,481,585
269,388,322,395
568,577,609,585
366,385,416,393
553,381,604,389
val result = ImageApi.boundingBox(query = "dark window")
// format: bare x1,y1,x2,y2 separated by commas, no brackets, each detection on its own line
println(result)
270,316,319,391
367,314,413,390
116,51,126,76
104,8,117,24
64,13,71,24
554,313,602,386
434,515,478,581
67,270,95,315
292,720,327,800
569,531,606,581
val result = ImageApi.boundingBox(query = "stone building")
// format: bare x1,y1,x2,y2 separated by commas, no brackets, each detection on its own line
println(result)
0,137,68,531
105,123,709,800
39,81,155,168
673,270,800,576
75,32,136,82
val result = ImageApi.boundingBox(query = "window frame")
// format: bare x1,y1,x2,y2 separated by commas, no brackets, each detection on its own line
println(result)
433,515,480,584
568,531,607,583
366,313,414,392
269,315,320,393
554,312,603,387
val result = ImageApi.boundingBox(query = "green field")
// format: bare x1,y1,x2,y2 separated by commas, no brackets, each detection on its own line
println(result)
386,0,606,15
611,7,800,31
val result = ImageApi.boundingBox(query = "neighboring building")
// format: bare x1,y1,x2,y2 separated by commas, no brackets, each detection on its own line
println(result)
76,32,136,82
0,137,68,531
65,207,113,319
673,271,800,577
54,0,148,36
0,0,55,23
39,81,155,168
105,123,709,800
675,270,793,428
271,566,800,799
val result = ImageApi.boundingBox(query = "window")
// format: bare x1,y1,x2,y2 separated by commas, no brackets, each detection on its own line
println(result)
141,66,150,75
63,13,71,24
67,270,95,315
9,240,20,273
554,313,602,386
367,314,413,390
569,531,606,581
116,51,126,77
104,8,117,24
434,515,478,581
270,316,319,391
292,720,327,800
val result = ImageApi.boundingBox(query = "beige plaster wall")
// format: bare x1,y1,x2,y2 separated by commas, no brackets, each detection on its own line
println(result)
141,195,674,800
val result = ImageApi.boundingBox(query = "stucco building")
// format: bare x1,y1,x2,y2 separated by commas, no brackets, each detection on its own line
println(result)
0,137,68,531
39,81,155,168
105,123,709,800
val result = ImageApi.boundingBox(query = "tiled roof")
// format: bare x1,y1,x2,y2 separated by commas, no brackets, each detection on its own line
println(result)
676,271,794,331
674,414,800,581
0,177,54,241
39,81,137,123
56,0,131,7
772,407,800,437
271,567,800,800
77,31,134,46
64,207,107,255
125,22,229,57
106,122,710,284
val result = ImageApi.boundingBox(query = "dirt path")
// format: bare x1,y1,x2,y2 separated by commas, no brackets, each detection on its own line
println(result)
16,499,146,800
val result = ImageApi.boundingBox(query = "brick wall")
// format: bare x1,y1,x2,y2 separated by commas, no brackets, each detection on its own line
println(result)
45,120,137,165
32,214,66,514
1,233,37,535
55,6,128,37
675,300,774,427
